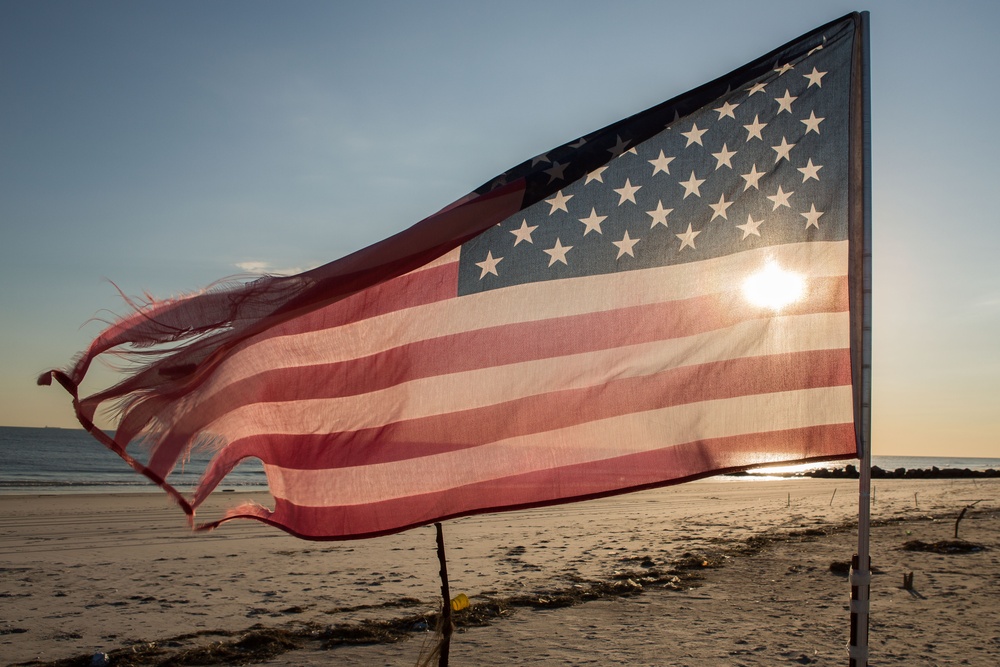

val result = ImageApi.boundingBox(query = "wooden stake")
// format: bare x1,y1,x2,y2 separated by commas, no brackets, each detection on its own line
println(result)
435,522,453,667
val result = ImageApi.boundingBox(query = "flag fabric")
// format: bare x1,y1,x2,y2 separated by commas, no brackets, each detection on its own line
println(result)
42,13,867,540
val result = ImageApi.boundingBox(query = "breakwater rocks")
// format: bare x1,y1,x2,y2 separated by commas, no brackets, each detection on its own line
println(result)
731,464,1000,480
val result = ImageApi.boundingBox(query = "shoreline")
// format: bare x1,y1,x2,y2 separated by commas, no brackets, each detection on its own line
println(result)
2,478,997,666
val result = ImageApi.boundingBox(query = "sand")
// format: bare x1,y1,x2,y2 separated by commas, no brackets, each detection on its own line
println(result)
1,477,997,666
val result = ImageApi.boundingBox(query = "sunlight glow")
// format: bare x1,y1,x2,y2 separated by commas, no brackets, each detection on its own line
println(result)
742,261,806,310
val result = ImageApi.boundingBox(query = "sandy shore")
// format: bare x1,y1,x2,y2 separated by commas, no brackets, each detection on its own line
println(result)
1,477,997,666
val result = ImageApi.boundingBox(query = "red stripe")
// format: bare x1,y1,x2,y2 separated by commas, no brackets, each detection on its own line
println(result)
264,262,460,337
195,349,851,489
163,276,848,450
204,424,857,540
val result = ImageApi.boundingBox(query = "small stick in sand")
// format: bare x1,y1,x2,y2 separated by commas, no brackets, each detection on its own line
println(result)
914,492,918,509
954,501,982,540
829,488,837,507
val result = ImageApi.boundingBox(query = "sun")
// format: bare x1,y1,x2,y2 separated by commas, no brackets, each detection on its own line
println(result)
742,261,805,310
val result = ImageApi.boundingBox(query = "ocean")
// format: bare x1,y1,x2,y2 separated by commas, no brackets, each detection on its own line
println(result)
1,425,997,495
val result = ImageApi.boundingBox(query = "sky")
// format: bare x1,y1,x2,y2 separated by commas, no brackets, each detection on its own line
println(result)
1,1,998,458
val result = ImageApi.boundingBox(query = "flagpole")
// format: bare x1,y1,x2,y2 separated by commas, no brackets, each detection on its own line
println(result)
849,10,873,667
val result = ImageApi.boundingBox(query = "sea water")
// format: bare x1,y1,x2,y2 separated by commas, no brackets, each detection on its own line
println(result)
0,425,997,495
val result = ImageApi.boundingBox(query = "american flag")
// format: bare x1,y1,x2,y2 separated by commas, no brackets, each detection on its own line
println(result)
42,14,866,540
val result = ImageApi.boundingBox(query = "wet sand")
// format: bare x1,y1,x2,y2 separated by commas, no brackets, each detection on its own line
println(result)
2,477,997,666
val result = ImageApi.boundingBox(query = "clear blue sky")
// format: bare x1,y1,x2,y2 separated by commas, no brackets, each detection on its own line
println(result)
2,1,997,457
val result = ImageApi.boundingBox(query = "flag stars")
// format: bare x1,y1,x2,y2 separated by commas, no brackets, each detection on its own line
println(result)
772,137,795,163
767,185,794,210
544,161,569,183
802,204,824,229
714,100,739,120
608,135,631,158
712,143,737,169
646,200,673,228
801,110,825,134
774,90,797,114
741,164,765,191
586,165,608,184
681,122,708,147
544,239,573,267
804,67,827,88
709,194,733,221
744,115,767,141
676,223,701,250
476,251,502,279
679,171,706,199
736,214,764,239
578,208,608,236
509,219,538,246
648,150,675,176
614,179,642,205
545,190,573,214
747,82,768,96
774,62,795,75
798,158,823,182
613,231,640,259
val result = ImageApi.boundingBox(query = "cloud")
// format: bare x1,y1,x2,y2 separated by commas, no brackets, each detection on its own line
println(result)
235,260,314,276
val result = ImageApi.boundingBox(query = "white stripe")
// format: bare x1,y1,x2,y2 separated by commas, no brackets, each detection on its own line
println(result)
267,385,854,506
168,242,848,425
204,311,849,440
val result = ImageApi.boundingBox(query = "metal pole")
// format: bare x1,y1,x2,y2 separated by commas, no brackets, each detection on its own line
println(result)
849,10,873,667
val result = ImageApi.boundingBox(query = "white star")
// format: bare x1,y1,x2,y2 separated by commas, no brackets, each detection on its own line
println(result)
712,143,737,169
681,122,708,147
801,110,824,135
772,137,795,163
736,214,763,239
544,161,569,183
568,137,587,149
741,164,765,191
475,251,502,278
744,115,767,141
531,153,550,166
608,135,630,158
804,67,827,88
798,158,823,182
679,171,706,199
774,89,797,114
676,223,701,250
578,208,607,236
586,165,608,184
714,100,739,120
774,62,795,75
544,238,572,266
767,185,794,210
808,44,824,56
545,190,573,214
648,150,675,176
802,204,824,229
646,200,673,228
709,194,733,221
747,82,768,96
509,219,538,246
614,178,641,205
613,231,640,259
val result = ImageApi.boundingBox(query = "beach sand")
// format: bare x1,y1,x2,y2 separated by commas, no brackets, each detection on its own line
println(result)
1,477,997,666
